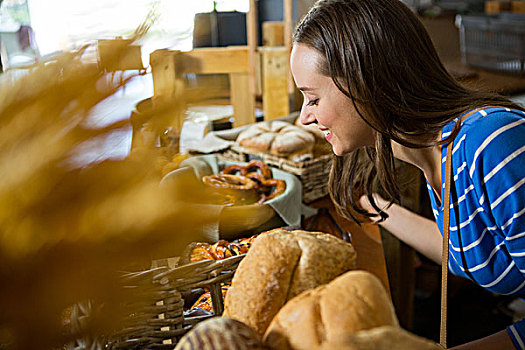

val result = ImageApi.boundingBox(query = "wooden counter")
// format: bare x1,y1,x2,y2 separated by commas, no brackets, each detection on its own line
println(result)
445,60,525,95
303,197,391,296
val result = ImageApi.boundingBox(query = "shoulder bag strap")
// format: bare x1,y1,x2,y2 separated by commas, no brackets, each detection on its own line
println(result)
440,107,485,348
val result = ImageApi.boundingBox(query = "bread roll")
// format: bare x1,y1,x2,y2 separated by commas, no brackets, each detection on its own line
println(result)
223,229,356,336
174,317,266,350
236,121,315,161
294,116,333,156
264,270,398,350
319,326,441,350
294,116,325,140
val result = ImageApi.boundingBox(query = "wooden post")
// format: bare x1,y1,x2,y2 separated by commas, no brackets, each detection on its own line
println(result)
231,73,256,127
150,49,178,101
284,0,295,94
261,47,290,120
151,47,256,129
263,21,285,46
150,49,186,132
247,0,258,96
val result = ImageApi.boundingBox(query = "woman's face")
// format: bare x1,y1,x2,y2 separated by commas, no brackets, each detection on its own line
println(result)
290,44,375,155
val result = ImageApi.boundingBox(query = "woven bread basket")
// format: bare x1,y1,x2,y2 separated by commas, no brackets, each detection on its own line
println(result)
68,254,245,349
217,145,333,203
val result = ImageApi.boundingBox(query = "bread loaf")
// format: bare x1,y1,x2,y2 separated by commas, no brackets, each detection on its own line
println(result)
264,270,398,350
319,326,441,350
236,121,315,161
223,229,356,336
174,317,266,350
294,116,333,156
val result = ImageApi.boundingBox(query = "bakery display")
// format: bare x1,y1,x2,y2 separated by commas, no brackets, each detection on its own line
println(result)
189,283,231,312
263,270,398,350
174,317,267,350
223,229,357,336
180,234,260,318
236,121,315,161
319,326,441,350
202,160,286,205
180,235,258,265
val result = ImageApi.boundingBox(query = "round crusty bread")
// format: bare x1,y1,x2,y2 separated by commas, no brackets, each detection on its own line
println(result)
174,317,266,350
223,229,356,337
294,116,325,140
319,326,441,350
263,270,398,350
294,116,333,156
236,121,315,159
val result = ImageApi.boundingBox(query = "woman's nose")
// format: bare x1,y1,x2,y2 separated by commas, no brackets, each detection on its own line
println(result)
299,105,316,125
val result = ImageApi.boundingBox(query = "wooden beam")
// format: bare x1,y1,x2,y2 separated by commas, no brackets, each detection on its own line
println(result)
176,46,250,74
284,0,295,94
263,21,284,46
247,0,258,95
150,49,186,132
150,49,178,100
261,47,290,120
230,72,256,127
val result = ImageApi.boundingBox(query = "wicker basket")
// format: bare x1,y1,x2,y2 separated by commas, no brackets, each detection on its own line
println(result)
68,255,245,349
217,145,333,203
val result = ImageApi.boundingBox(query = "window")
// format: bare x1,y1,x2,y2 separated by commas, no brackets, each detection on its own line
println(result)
27,0,249,64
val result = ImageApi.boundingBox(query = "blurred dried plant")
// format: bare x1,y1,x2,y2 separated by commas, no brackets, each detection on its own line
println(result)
0,22,223,350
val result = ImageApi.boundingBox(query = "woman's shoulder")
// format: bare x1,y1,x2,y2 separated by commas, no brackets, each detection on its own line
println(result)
462,106,524,128
457,106,525,170
459,107,525,147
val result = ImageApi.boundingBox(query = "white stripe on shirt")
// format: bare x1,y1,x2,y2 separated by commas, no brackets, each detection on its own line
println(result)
450,184,474,208
503,208,525,231
453,162,467,181
450,225,497,252
507,280,525,295
510,325,525,349
467,242,504,272
481,261,514,288
470,119,525,178
484,145,525,183
491,177,525,210
450,207,484,231
507,230,525,241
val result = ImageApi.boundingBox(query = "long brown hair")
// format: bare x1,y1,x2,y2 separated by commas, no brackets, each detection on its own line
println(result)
294,0,524,222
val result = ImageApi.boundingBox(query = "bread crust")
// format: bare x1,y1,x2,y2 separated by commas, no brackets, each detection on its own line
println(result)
223,229,356,336
236,121,315,158
319,326,441,350
264,270,398,350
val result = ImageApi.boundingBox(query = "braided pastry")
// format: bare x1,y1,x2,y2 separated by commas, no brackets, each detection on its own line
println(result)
260,178,286,200
242,160,272,179
202,174,258,191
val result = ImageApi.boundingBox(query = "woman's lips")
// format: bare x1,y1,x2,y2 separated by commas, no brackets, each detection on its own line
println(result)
320,128,332,141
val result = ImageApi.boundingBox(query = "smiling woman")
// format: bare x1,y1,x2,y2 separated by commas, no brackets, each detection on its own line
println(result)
291,43,376,156
291,1,525,349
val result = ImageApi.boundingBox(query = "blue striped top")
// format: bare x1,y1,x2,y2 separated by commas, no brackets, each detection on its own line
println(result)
426,106,525,348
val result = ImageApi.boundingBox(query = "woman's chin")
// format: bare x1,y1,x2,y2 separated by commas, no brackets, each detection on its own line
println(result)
332,143,358,156
332,146,344,156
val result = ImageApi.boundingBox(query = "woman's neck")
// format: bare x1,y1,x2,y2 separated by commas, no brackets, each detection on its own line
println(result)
392,141,443,201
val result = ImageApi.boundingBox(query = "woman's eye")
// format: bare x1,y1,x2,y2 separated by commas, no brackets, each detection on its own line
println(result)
306,98,319,106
